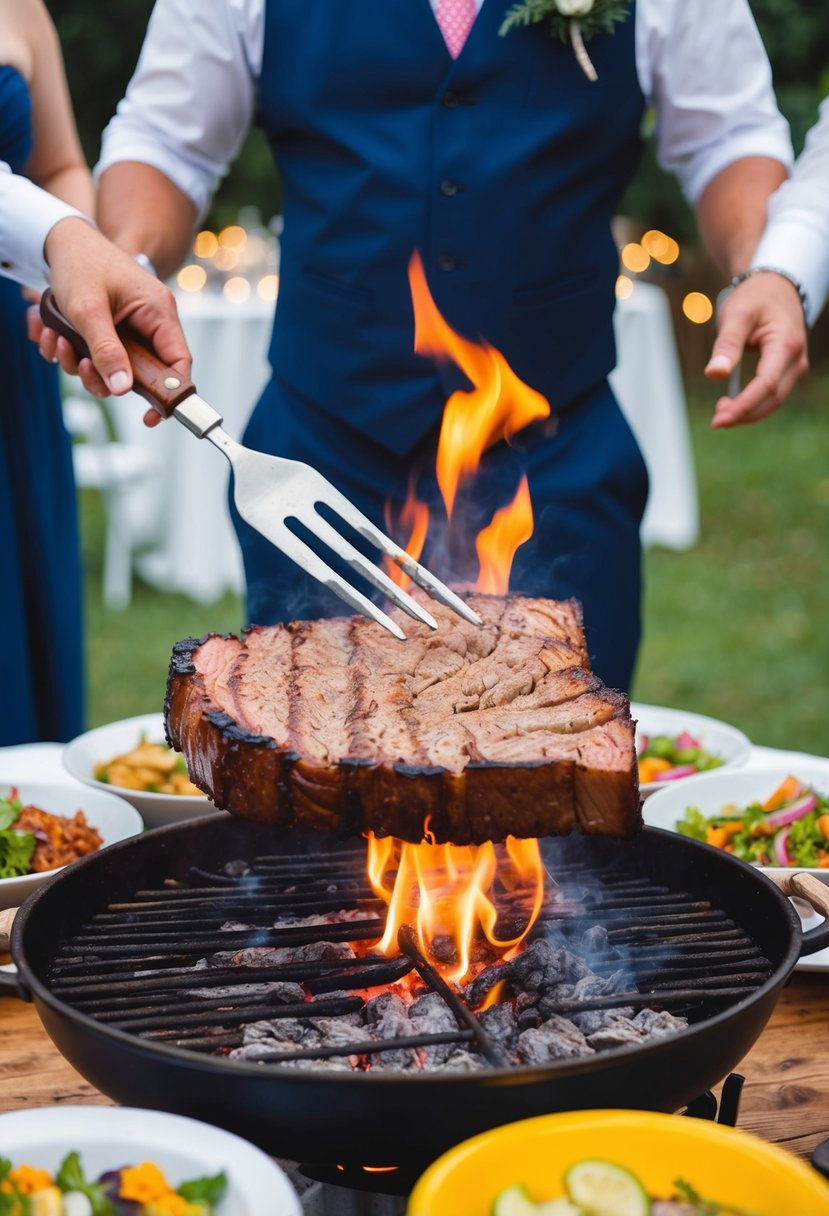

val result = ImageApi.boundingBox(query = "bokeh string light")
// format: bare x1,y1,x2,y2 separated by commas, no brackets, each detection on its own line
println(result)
175,211,282,304
618,227,712,323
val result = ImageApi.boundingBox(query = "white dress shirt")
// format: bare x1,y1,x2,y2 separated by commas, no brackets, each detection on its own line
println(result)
0,164,88,289
96,0,792,218
751,98,829,325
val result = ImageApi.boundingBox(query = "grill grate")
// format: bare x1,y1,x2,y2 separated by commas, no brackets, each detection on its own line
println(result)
46,842,773,1068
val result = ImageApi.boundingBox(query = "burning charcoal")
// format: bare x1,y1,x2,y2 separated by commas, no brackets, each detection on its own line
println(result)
220,920,255,931
515,1005,542,1031
464,961,510,1007
432,1049,486,1072
517,1015,594,1063
292,941,356,962
478,1002,518,1052
365,992,412,1034
409,992,459,1068
631,1008,689,1038
430,936,457,965
569,1008,635,1035
514,940,583,992
585,1020,646,1050
364,992,420,1071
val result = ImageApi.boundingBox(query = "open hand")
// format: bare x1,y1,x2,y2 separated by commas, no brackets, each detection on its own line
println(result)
704,271,808,428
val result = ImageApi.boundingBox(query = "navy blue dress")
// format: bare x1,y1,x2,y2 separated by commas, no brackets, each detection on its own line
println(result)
0,65,84,743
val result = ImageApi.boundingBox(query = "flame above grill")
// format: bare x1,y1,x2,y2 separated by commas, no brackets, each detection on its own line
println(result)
372,253,553,983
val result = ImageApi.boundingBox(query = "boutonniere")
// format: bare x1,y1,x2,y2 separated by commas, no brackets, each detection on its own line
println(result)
500,0,631,83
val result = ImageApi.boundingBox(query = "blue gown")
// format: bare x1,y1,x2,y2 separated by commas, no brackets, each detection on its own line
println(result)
0,65,84,743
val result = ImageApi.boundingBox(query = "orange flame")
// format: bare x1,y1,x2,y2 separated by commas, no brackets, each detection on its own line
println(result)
368,255,549,989
384,481,429,590
475,474,534,595
408,250,549,520
366,831,544,984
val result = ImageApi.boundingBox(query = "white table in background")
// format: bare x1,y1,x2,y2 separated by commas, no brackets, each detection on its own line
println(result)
111,291,273,603
611,279,700,551
102,279,698,606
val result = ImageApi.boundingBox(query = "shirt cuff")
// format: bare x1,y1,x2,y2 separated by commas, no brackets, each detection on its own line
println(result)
751,217,829,327
0,175,92,290
96,129,216,219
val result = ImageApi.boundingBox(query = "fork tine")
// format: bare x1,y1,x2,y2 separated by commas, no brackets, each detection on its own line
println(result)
311,478,483,626
256,521,408,640
296,509,438,629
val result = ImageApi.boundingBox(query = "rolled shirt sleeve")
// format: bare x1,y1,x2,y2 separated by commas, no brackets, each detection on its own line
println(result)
637,0,793,205
96,0,262,217
750,98,829,325
0,164,91,290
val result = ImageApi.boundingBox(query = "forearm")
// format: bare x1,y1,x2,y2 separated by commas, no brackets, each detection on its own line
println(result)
695,156,788,276
38,164,94,216
97,161,198,279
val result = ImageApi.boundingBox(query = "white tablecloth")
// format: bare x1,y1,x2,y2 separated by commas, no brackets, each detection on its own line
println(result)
610,280,699,551
104,281,698,605
111,292,273,603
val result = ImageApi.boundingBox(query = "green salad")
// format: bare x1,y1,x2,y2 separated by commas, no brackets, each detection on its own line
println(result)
676,775,829,868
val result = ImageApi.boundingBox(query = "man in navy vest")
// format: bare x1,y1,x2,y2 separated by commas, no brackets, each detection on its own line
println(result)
43,0,803,691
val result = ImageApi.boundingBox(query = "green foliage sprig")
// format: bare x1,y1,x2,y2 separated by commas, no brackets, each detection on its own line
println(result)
500,0,631,43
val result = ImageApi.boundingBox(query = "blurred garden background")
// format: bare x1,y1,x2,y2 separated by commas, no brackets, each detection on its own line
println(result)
48,1,829,755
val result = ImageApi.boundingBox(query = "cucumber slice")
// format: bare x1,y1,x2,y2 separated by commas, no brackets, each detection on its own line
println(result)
564,1159,650,1216
491,1186,584,1216
491,1184,542,1216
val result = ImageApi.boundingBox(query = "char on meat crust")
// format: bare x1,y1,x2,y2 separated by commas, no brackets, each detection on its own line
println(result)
164,591,640,844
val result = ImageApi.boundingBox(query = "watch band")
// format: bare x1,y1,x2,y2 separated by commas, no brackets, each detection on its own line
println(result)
133,251,158,278
731,266,808,316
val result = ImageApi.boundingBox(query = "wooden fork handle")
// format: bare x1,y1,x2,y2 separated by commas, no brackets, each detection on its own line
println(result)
40,288,196,419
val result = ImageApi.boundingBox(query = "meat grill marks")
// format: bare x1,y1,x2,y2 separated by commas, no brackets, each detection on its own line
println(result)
45,843,774,1075
165,592,640,843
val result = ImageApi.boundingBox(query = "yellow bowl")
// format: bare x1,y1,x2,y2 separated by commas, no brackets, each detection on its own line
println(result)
407,1110,829,1216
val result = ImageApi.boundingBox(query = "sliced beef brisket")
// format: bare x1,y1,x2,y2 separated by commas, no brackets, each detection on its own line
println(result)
165,592,640,843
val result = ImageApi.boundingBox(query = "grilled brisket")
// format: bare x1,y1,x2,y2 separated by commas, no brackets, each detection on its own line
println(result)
165,592,640,843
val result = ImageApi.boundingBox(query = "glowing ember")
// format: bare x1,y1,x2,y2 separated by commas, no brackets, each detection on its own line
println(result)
368,253,551,987
366,829,545,984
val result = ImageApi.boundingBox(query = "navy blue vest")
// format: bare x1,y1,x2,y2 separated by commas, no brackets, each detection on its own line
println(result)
257,0,644,455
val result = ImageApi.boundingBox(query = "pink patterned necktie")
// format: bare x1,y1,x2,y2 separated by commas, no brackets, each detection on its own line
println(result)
435,0,477,59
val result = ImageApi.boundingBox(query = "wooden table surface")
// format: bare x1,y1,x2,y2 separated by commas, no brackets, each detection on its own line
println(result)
1,968,828,1165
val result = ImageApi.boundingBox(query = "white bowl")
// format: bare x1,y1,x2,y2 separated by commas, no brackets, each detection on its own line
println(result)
643,761,829,883
0,1106,301,1216
632,702,752,799
63,712,221,828
0,781,143,910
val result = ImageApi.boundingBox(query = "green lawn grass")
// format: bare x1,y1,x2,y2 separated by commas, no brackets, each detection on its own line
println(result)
82,371,829,754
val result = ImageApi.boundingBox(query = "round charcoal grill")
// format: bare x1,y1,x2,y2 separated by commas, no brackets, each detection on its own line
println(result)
2,816,828,1173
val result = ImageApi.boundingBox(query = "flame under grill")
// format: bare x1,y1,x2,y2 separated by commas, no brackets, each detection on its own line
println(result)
45,840,773,1071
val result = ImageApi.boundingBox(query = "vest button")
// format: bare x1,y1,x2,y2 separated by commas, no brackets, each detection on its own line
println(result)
441,90,460,109
440,179,461,197
437,254,458,272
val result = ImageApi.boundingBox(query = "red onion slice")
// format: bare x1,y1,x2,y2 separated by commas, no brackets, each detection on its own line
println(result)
773,826,791,866
765,793,818,828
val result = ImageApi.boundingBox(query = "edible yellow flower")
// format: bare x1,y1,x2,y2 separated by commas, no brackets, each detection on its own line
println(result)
120,1161,178,1204
8,1165,54,1195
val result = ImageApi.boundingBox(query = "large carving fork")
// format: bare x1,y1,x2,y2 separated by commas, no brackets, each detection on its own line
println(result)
41,290,480,639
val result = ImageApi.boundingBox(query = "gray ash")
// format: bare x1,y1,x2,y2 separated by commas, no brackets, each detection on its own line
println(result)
212,932,687,1073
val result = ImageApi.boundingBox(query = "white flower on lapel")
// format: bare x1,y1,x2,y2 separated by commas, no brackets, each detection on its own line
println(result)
554,0,595,15
500,0,631,82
